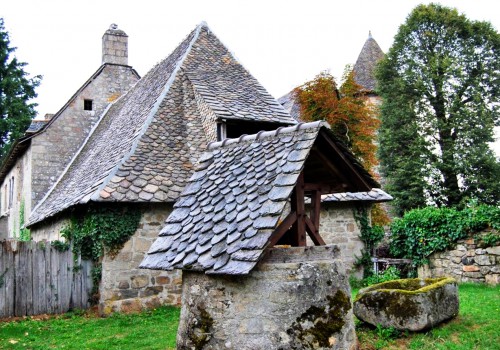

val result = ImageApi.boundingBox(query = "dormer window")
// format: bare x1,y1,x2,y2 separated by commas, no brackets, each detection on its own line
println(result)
84,99,93,111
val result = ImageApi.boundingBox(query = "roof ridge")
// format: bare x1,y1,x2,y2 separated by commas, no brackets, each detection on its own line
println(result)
89,23,204,202
207,121,328,151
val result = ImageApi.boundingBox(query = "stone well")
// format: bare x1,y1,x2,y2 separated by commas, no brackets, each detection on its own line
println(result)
176,245,357,350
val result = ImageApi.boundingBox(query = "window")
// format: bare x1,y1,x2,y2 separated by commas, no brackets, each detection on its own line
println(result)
8,176,14,209
84,99,93,111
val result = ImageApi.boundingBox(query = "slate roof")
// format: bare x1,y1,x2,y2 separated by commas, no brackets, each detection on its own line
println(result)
140,121,391,275
323,188,392,202
28,23,295,227
26,120,49,134
277,90,302,121
353,32,384,92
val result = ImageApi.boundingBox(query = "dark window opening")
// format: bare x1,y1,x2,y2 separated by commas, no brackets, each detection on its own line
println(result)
225,120,289,139
84,99,93,111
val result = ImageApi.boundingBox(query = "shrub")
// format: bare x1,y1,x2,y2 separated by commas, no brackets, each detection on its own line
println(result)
389,204,500,267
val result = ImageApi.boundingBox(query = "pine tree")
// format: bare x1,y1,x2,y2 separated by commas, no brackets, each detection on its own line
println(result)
376,4,500,215
0,18,41,159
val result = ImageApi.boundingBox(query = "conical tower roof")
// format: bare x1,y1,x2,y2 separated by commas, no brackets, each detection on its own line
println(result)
353,32,384,92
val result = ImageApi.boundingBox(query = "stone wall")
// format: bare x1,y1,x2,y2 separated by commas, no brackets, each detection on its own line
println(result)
0,147,31,239
318,202,368,275
31,64,138,207
177,246,357,350
418,233,500,285
99,203,182,314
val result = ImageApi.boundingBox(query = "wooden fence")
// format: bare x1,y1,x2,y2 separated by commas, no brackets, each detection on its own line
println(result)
0,240,93,318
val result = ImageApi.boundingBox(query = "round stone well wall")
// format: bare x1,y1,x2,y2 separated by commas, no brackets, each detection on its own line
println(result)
177,245,357,350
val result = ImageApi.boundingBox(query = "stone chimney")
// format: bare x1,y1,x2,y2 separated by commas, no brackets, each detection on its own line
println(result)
102,24,128,65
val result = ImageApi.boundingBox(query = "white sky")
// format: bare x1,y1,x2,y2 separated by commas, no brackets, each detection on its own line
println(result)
2,0,500,154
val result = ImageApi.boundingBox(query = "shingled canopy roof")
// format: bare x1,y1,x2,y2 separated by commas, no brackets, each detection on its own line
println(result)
140,121,391,275
28,23,295,227
353,32,384,93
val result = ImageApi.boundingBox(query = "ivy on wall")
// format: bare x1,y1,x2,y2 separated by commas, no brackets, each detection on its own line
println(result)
353,206,384,278
389,204,500,267
19,199,31,241
61,205,142,303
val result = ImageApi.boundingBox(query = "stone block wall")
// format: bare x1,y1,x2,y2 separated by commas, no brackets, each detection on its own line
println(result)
418,233,500,285
99,203,182,314
31,64,139,207
318,202,367,275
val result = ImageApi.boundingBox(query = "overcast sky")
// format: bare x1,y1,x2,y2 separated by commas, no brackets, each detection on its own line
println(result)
2,0,500,153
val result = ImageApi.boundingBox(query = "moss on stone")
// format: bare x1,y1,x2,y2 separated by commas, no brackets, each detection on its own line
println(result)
287,289,351,348
186,305,214,350
354,277,456,302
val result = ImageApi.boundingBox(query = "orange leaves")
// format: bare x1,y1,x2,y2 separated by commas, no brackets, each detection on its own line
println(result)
295,68,380,174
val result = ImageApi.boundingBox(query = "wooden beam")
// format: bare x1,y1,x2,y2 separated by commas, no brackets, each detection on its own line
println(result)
318,132,372,190
268,212,297,247
305,216,326,246
295,172,307,246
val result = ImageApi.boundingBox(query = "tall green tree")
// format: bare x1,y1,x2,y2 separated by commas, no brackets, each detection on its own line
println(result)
0,18,41,159
377,4,500,215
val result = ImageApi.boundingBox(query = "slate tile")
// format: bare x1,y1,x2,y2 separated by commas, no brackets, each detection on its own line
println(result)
268,185,294,201
232,249,262,262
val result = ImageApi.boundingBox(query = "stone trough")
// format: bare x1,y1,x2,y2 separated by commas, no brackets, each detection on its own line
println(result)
353,277,459,331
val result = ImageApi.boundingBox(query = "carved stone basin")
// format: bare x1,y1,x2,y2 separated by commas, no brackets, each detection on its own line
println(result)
353,277,459,331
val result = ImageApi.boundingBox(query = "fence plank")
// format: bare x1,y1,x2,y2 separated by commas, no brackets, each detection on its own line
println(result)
0,240,93,317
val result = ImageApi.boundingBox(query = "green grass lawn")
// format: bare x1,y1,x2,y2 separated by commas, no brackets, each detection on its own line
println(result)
0,283,498,350
0,306,180,350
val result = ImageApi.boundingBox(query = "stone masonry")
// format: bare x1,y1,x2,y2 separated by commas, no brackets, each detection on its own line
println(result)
177,246,358,350
418,231,500,285
99,203,182,314
318,202,367,276
30,64,138,207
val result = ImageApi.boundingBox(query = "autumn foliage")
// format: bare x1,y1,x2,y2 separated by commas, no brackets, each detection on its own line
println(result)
295,69,389,225
295,69,379,173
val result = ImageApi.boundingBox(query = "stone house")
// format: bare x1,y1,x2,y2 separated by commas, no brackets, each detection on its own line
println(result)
25,23,298,313
0,24,139,239
5,23,390,313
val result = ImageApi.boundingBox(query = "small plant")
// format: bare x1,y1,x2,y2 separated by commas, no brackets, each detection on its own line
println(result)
51,240,70,252
18,199,31,241
351,266,401,288
475,232,500,248
375,324,399,341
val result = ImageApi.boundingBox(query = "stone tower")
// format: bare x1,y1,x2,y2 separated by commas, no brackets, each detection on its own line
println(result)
353,31,384,94
102,23,128,65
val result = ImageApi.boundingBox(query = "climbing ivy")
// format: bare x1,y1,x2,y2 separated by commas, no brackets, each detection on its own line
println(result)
353,206,385,278
61,205,142,303
389,204,500,267
18,199,31,241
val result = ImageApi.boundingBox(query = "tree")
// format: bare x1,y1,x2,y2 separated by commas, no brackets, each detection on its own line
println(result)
295,69,380,173
376,4,500,215
295,69,389,225
0,18,41,159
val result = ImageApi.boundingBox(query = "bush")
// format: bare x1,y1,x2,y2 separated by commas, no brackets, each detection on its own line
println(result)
351,266,401,288
389,204,500,267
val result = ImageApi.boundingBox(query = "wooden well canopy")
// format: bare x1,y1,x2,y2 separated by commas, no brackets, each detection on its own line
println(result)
270,130,376,248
